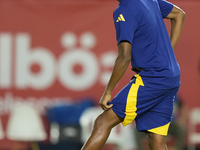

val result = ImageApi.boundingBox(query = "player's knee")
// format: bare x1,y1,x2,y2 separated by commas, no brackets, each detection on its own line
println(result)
93,114,110,132
94,115,103,128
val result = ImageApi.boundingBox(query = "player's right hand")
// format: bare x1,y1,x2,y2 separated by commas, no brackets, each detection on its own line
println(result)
99,93,113,111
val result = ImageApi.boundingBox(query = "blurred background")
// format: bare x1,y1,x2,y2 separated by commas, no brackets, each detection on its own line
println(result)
0,0,199,150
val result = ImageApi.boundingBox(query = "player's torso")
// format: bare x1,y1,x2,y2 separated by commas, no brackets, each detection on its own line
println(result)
114,0,180,89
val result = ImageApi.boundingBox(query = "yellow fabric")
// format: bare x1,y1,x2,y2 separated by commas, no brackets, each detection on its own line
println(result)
122,74,144,126
135,74,144,86
148,122,171,136
122,84,139,126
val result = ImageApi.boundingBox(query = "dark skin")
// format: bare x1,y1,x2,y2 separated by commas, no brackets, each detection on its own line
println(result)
81,2,185,150
99,42,132,111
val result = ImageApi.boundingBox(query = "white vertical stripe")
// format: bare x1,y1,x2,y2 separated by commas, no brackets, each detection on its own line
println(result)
0,34,12,88
15,34,29,88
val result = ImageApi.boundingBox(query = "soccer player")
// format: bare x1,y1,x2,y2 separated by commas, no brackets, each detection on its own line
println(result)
81,0,185,150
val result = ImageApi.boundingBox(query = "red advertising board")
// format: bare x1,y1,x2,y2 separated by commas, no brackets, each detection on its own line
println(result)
0,0,120,112
0,0,199,149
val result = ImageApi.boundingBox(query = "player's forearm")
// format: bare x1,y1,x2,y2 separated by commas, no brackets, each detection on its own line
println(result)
170,11,186,50
104,55,131,95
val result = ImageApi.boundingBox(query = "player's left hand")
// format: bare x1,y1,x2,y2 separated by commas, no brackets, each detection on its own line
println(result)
99,93,113,111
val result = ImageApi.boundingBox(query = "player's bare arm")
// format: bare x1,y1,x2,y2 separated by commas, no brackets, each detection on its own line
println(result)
99,42,131,110
166,5,186,50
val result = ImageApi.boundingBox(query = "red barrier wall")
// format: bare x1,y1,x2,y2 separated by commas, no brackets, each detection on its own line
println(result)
0,0,199,149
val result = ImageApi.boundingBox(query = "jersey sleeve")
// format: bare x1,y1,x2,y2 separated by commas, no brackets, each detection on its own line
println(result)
157,0,173,18
113,6,139,45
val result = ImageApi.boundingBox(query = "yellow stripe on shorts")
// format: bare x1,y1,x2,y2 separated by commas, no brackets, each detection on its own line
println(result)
148,122,171,136
122,74,144,126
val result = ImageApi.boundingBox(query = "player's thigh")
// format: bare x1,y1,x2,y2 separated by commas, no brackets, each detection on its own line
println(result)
95,108,123,129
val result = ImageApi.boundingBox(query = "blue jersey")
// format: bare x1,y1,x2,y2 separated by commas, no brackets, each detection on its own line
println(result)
114,0,180,89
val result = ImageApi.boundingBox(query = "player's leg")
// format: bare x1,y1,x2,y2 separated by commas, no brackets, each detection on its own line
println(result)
134,128,147,150
81,108,123,150
143,86,179,150
147,132,168,150
168,122,185,150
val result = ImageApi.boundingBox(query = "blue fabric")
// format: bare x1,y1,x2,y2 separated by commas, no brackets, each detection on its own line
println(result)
157,0,174,18
113,0,180,89
108,75,179,131
47,99,94,125
135,86,179,131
